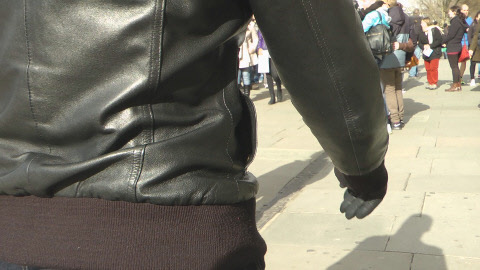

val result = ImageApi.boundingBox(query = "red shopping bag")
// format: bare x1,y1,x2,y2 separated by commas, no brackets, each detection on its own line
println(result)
459,37,470,62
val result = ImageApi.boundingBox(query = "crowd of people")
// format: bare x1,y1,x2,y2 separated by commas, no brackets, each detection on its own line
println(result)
238,16,283,105
355,1,480,132
239,2,480,134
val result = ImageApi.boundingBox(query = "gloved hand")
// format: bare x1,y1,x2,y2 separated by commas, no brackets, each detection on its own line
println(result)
334,161,388,219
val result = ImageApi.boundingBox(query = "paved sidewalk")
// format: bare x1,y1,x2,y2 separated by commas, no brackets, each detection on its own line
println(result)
250,59,480,269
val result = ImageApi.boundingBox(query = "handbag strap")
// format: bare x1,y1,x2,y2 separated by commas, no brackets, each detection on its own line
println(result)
376,11,383,25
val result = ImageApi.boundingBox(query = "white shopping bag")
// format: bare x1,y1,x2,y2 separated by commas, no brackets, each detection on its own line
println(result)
257,50,270,74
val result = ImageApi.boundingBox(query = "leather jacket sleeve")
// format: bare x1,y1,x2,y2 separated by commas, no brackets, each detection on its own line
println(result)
250,0,388,176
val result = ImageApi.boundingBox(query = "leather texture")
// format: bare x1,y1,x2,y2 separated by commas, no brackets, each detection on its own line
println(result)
0,0,388,206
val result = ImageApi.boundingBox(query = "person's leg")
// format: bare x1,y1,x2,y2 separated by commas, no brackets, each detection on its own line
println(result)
447,53,461,91
380,69,400,127
237,69,242,87
460,60,467,84
394,68,404,124
429,58,440,87
269,59,282,102
446,53,462,91
424,60,433,86
470,61,479,86
241,67,252,97
470,61,475,80
409,46,422,77
265,71,275,104
448,54,461,82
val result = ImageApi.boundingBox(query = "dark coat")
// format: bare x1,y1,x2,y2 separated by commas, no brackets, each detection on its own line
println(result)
469,22,480,62
388,5,406,38
418,27,443,61
443,16,469,53
409,15,423,46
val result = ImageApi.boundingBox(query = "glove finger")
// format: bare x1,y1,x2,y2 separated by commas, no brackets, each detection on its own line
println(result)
344,197,364,220
355,199,383,219
340,190,356,213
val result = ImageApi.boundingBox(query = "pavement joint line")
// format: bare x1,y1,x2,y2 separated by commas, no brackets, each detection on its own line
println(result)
403,173,411,191
419,192,427,217
409,253,414,270
384,215,397,251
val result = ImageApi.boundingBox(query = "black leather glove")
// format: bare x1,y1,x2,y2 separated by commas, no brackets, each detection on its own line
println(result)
334,161,388,219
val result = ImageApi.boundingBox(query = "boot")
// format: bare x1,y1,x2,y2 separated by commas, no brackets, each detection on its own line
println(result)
268,85,276,105
276,87,283,102
243,85,251,97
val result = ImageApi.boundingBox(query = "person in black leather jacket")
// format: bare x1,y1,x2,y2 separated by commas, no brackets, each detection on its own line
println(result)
0,1,388,269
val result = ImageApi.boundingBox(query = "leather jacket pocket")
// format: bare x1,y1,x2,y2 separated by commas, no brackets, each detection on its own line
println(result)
236,93,257,169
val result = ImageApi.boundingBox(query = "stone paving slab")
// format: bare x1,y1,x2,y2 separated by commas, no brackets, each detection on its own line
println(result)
417,146,480,159
386,215,480,258
431,159,480,175
284,189,425,218
436,137,480,147
406,175,480,193
412,254,480,270
387,135,437,147
265,245,412,270
384,157,433,175
260,213,394,250
422,192,480,220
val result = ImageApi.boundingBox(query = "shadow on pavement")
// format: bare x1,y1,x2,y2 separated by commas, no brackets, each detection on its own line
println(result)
255,151,333,229
403,98,430,124
404,77,424,91
327,215,447,270
470,85,480,91
250,87,291,103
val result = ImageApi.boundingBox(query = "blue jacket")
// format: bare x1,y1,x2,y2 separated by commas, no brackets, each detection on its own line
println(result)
462,16,474,46
379,6,409,69
363,8,390,32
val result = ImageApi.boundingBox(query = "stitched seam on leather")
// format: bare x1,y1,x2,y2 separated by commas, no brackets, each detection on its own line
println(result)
300,0,361,173
221,90,234,166
145,0,165,145
147,0,158,98
25,155,37,194
24,0,51,155
221,90,237,190
129,147,145,202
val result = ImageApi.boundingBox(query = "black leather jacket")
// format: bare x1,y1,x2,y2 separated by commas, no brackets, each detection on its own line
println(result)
0,0,388,206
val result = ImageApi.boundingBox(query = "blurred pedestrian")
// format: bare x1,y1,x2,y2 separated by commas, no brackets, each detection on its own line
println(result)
459,4,474,84
443,5,469,91
468,11,480,86
408,9,423,78
257,30,283,105
378,0,409,130
419,17,443,90
238,18,259,97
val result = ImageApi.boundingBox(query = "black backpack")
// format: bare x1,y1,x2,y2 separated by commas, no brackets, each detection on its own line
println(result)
365,12,393,55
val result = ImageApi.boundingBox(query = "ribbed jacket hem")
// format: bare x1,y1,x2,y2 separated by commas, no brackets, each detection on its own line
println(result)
0,196,266,270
